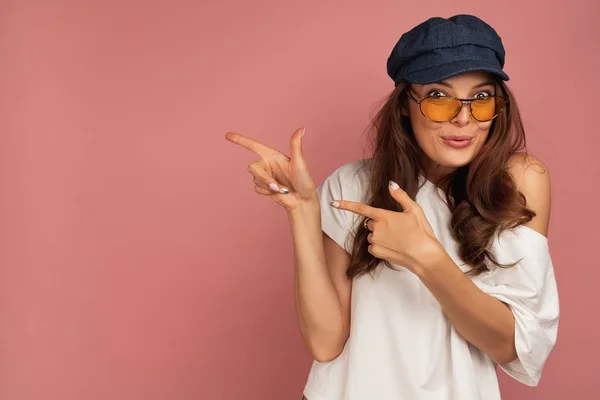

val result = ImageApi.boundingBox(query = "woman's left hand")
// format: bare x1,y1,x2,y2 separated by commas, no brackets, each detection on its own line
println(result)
330,181,445,273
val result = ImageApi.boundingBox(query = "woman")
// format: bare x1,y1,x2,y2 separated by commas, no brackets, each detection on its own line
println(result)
226,14,559,400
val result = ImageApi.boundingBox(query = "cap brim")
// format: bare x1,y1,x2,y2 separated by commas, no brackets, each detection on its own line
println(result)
402,59,509,85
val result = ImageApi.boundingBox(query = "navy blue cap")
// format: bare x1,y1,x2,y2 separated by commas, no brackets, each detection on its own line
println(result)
386,14,509,85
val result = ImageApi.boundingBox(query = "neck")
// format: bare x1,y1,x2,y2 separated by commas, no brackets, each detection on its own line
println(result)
420,157,456,187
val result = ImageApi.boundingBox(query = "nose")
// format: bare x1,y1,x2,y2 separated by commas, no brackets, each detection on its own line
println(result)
451,101,472,127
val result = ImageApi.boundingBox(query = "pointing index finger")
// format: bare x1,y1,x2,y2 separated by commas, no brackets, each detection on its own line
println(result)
330,200,383,220
225,132,276,158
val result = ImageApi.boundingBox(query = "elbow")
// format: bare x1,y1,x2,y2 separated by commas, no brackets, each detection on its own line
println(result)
489,339,518,365
492,351,518,365
308,333,348,363
312,346,344,363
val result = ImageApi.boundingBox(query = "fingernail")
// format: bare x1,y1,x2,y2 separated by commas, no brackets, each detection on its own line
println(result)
269,183,280,192
301,127,306,137
389,181,400,190
279,187,289,194
330,201,339,207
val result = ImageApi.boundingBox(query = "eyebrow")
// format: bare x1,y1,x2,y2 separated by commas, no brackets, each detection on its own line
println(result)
473,81,495,89
428,80,495,89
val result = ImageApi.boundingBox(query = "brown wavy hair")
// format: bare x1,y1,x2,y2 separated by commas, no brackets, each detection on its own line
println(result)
347,79,536,279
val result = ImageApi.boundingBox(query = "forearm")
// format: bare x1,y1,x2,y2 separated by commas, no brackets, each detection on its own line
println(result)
415,248,518,364
288,203,346,360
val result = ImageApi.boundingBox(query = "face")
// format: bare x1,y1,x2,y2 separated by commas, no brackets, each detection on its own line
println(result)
406,71,497,182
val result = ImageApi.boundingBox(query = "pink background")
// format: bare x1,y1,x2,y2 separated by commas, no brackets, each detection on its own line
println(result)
1,0,598,399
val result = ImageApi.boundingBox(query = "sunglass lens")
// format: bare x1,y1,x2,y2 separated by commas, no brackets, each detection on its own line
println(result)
421,97,462,122
472,97,505,121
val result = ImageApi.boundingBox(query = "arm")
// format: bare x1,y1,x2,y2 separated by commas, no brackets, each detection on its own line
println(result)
225,128,353,362
288,203,352,362
415,153,551,364
416,250,519,364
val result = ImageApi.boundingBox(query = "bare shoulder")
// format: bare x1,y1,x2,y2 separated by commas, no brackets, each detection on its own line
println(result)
507,152,551,237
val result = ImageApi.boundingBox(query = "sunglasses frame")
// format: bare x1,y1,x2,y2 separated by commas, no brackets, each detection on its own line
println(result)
406,90,509,123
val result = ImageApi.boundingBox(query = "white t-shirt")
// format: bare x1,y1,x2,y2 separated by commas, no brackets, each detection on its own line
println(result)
302,159,559,400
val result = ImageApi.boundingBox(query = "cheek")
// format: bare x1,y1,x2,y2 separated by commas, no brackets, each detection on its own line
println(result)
475,121,493,141
407,105,443,145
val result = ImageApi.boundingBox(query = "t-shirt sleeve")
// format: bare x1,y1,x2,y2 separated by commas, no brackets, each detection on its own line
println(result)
316,161,369,254
473,225,559,386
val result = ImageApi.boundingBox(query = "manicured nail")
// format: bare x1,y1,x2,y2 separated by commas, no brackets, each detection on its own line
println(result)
269,183,279,192
279,187,289,194
389,181,400,190
330,201,339,207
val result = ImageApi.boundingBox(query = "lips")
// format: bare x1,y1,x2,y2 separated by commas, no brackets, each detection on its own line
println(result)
441,136,474,149
441,136,473,141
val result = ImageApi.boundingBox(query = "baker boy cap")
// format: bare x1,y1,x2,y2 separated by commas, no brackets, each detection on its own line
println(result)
386,14,510,85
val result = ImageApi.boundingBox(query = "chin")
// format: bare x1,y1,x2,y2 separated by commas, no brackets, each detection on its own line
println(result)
428,151,477,170
443,154,475,168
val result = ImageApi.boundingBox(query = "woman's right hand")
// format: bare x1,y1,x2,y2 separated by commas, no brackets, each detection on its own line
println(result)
225,127,319,213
